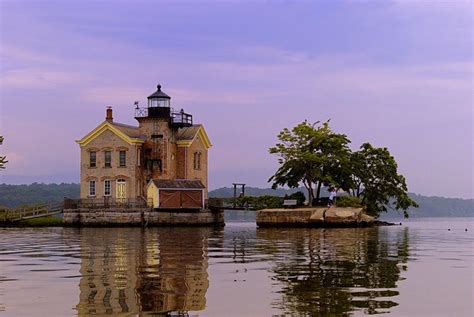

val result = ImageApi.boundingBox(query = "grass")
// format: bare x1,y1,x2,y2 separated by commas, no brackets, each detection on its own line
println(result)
17,216,64,227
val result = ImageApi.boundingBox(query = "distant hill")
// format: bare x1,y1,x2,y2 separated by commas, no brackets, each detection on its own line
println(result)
0,183,80,208
400,193,473,218
208,186,329,198
0,183,472,217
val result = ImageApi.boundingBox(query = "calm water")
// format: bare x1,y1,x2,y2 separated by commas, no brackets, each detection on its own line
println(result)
0,217,473,316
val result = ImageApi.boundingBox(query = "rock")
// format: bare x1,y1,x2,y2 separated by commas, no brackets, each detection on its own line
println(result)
325,208,361,223
257,207,371,227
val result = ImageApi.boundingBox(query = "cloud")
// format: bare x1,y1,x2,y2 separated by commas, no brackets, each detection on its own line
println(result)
0,2,472,197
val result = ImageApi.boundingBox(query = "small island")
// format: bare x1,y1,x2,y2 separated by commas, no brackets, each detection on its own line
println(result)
255,120,418,228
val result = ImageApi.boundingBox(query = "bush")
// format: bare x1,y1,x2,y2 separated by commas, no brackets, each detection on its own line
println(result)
285,191,306,206
335,195,363,208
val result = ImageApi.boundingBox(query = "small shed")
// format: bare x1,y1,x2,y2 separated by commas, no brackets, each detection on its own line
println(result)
147,179,205,209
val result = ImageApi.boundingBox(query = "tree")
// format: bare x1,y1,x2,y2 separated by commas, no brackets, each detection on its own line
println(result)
350,143,418,217
268,121,418,217
268,121,351,205
0,136,7,170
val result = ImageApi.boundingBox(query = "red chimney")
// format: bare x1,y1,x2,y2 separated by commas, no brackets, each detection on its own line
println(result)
106,106,113,122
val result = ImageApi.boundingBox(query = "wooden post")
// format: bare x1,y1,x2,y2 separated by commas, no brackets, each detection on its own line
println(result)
233,184,237,208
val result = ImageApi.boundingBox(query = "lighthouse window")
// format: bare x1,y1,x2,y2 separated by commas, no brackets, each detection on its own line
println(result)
89,180,96,197
89,151,96,168
193,152,201,170
104,180,111,196
119,151,126,167
104,151,111,167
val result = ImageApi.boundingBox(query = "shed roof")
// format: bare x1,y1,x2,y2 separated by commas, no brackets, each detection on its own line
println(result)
151,179,205,189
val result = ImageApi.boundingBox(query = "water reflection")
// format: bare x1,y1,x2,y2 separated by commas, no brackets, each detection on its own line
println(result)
3,224,440,316
74,227,217,316
255,227,409,315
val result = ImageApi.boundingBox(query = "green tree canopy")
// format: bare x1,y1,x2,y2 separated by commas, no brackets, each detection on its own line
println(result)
350,143,418,217
0,136,7,170
269,121,418,217
268,120,351,205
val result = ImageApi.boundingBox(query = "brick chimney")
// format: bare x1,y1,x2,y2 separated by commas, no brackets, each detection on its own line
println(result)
106,106,113,122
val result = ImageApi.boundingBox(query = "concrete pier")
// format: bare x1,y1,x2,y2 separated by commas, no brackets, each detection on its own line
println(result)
63,208,225,227
256,207,374,228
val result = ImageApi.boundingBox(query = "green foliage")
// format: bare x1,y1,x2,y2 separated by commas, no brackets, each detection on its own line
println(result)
269,121,419,218
209,186,310,198
335,195,363,208
234,195,284,210
0,183,80,208
268,120,351,205
18,216,63,227
285,191,306,206
0,136,7,170
351,143,418,218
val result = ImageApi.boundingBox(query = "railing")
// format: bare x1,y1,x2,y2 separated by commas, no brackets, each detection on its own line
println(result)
1,202,64,222
64,197,151,210
135,107,148,118
134,107,193,127
171,111,193,126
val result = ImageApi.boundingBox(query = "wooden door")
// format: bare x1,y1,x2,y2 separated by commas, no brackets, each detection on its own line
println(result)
159,190,181,208
181,190,203,208
116,179,126,202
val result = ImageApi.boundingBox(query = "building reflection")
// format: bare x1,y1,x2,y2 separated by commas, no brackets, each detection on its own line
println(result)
75,227,218,316
256,227,410,316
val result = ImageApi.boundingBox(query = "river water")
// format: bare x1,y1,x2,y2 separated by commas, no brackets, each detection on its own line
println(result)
0,217,473,316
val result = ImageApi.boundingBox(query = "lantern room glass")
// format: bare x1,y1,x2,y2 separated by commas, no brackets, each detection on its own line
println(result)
148,98,170,107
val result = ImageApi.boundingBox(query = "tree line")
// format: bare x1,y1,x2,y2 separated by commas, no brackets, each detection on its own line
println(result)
268,120,418,217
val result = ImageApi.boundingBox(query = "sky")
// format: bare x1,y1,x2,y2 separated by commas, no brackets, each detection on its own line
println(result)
0,0,472,198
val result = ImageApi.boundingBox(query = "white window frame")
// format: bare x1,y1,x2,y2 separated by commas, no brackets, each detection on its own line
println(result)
104,180,111,196
89,180,96,197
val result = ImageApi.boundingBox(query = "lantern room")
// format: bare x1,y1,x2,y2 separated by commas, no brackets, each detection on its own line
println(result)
135,84,193,127
148,84,170,108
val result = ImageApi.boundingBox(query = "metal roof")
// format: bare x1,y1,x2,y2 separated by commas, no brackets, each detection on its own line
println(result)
147,84,171,99
152,179,205,189
110,122,145,139
176,124,202,141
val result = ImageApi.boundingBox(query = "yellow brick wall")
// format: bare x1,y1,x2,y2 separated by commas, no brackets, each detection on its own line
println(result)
79,130,142,199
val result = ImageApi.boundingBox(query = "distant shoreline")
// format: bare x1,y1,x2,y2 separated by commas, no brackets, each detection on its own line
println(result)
0,183,472,217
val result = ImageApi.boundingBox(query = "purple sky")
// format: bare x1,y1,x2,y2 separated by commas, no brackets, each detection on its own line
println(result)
0,1,472,198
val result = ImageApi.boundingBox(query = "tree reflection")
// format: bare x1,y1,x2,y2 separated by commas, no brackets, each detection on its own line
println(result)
75,227,220,316
256,227,410,315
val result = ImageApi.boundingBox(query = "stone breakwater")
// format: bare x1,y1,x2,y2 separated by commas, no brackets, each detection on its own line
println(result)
63,208,225,226
256,207,374,228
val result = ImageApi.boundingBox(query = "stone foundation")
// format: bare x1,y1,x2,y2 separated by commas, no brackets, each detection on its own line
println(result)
63,208,224,226
256,207,374,228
